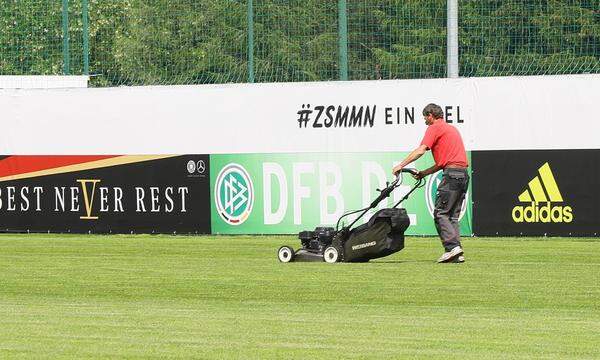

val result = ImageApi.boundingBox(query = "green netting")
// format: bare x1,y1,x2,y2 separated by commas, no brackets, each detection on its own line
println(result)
253,1,338,82
460,0,600,77
90,1,249,86
0,1,598,87
1,1,61,75
347,0,447,80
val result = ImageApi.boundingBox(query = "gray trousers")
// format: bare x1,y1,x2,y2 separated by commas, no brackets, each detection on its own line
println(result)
434,168,469,252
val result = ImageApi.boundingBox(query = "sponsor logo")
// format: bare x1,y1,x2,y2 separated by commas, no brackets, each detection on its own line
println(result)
187,159,206,178
0,180,190,220
215,163,254,225
512,163,573,223
197,160,206,174
425,171,467,220
186,160,196,174
352,241,377,251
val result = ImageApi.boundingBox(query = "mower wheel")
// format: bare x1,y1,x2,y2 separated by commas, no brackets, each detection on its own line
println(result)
323,246,340,263
278,246,295,263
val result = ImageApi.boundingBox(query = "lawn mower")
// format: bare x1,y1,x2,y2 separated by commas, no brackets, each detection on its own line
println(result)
277,168,423,263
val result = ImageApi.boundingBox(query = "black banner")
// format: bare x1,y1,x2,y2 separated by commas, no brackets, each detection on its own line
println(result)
0,155,211,234
473,150,600,236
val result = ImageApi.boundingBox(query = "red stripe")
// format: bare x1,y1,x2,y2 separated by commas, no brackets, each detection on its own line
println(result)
0,155,120,177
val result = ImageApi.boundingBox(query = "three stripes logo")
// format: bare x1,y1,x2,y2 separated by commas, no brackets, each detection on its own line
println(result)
512,162,573,223
215,163,254,225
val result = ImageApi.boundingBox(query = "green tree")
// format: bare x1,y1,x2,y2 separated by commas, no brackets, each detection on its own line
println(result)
0,0,598,85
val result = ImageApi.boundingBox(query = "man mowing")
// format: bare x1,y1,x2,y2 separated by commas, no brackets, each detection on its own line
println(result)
392,103,469,263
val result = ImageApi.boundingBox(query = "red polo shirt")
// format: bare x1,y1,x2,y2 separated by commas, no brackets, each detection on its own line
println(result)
420,120,468,168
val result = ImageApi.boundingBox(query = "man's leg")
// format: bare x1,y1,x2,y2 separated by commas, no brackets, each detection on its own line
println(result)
434,173,468,262
434,182,463,252
450,173,469,250
449,191,466,248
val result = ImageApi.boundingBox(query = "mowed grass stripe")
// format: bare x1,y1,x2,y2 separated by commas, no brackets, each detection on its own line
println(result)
0,235,599,359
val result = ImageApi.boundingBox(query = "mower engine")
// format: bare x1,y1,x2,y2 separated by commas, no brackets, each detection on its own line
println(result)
277,227,337,262
299,227,335,252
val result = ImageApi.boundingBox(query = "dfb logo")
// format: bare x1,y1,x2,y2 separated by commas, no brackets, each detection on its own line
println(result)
215,163,254,225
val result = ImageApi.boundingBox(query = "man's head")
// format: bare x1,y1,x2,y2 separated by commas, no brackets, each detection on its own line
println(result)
422,103,444,125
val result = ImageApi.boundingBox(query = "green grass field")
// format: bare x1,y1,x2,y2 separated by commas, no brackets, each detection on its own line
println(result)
0,235,598,359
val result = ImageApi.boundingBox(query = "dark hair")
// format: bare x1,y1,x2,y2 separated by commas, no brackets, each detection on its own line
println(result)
422,103,444,119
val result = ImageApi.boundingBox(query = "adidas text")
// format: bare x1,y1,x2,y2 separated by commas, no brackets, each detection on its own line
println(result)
512,202,573,223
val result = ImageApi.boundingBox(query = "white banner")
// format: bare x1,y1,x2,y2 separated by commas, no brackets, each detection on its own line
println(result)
0,74,598,154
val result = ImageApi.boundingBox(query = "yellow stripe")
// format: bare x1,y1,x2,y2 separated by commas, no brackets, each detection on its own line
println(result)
518,190,531,202
538,162,563,202
0,155,178,183
528,177,547,202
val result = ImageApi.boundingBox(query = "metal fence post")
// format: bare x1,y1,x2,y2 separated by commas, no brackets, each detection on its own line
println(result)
338,0,348,80
447,0,459,78
82,0,90,75
62,0,70,75
247,0,255,83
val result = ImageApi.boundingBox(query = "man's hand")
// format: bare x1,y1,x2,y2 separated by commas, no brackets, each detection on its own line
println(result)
414,165,440,180
392,164,403,176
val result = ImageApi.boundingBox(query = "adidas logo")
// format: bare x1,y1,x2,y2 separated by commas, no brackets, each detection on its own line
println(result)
512,163,573,223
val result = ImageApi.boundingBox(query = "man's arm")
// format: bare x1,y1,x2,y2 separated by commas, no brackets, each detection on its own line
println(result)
392,144,428,175
417,164,442,179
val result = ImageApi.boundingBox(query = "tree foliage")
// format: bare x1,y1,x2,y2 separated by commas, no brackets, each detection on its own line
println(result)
0,0,598,86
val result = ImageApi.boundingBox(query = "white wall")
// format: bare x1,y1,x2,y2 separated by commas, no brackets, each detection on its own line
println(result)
0,76,89,89
0,74,598,155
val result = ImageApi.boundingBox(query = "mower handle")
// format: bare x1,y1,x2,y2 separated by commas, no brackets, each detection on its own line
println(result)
337,168,423,231
372,168,417,208
399,168,419,176
378,168,419,193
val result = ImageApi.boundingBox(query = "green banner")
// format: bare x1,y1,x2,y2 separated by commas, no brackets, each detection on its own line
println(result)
210,152,472,235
